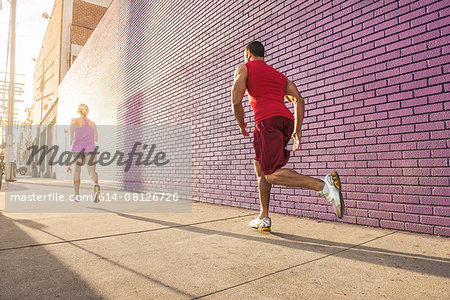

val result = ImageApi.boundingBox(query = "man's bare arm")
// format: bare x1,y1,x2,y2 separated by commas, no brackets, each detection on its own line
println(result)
231,65,249,136
285,79,305,151
285,79,305,133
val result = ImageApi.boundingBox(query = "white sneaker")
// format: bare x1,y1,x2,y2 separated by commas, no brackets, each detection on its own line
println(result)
318,172,344,218
249,217,271,231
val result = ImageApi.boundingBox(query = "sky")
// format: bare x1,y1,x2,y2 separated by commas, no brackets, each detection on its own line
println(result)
0,0,55,122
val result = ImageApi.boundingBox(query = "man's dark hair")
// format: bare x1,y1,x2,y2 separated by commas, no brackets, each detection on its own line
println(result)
246,41,265,57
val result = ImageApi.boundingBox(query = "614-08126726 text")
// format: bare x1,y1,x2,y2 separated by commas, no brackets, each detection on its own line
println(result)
8,192,180,202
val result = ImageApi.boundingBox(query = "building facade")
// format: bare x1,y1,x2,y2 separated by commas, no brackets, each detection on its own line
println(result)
57,0,450,236
31,0,111,126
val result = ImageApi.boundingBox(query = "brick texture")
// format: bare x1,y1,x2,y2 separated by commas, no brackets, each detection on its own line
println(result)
73,0,109,30
71,25,94,46
31,0,63,124
58,0,450,237
71,0,109,47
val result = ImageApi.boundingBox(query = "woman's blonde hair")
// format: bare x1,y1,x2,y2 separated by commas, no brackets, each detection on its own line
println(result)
77,104,89,117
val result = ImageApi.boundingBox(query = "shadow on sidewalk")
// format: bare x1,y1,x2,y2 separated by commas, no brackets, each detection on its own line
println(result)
0,214,100,299
2,181,32,192
4,217,196,298
89,207,450,279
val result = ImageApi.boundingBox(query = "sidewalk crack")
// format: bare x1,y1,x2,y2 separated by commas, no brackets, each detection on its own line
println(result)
192,230,398,299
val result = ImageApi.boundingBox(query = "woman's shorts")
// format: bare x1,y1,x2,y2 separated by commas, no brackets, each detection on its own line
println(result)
72,151,97,164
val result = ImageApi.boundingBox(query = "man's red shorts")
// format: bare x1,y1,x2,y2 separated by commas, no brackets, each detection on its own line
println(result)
253,116,295,175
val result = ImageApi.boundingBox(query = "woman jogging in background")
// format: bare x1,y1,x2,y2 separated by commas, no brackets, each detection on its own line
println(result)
68,104,100,203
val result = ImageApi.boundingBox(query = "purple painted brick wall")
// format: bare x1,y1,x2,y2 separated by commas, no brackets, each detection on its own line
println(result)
59,0,450,236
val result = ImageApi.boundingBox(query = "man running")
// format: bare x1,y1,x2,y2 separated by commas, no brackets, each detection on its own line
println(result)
231,41,344,231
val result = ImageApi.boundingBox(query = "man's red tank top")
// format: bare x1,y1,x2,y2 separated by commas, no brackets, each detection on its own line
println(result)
245,60,294,123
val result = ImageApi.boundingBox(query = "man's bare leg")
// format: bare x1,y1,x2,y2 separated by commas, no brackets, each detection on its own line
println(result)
254,160,271,218
265,168,324,191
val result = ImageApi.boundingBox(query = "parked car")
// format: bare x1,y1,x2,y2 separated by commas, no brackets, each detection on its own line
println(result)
16,165,30,176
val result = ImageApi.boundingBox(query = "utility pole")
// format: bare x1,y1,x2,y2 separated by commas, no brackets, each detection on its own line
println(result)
6,0,17,181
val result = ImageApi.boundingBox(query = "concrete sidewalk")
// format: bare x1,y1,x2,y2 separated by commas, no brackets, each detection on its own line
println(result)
0,179,449,299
